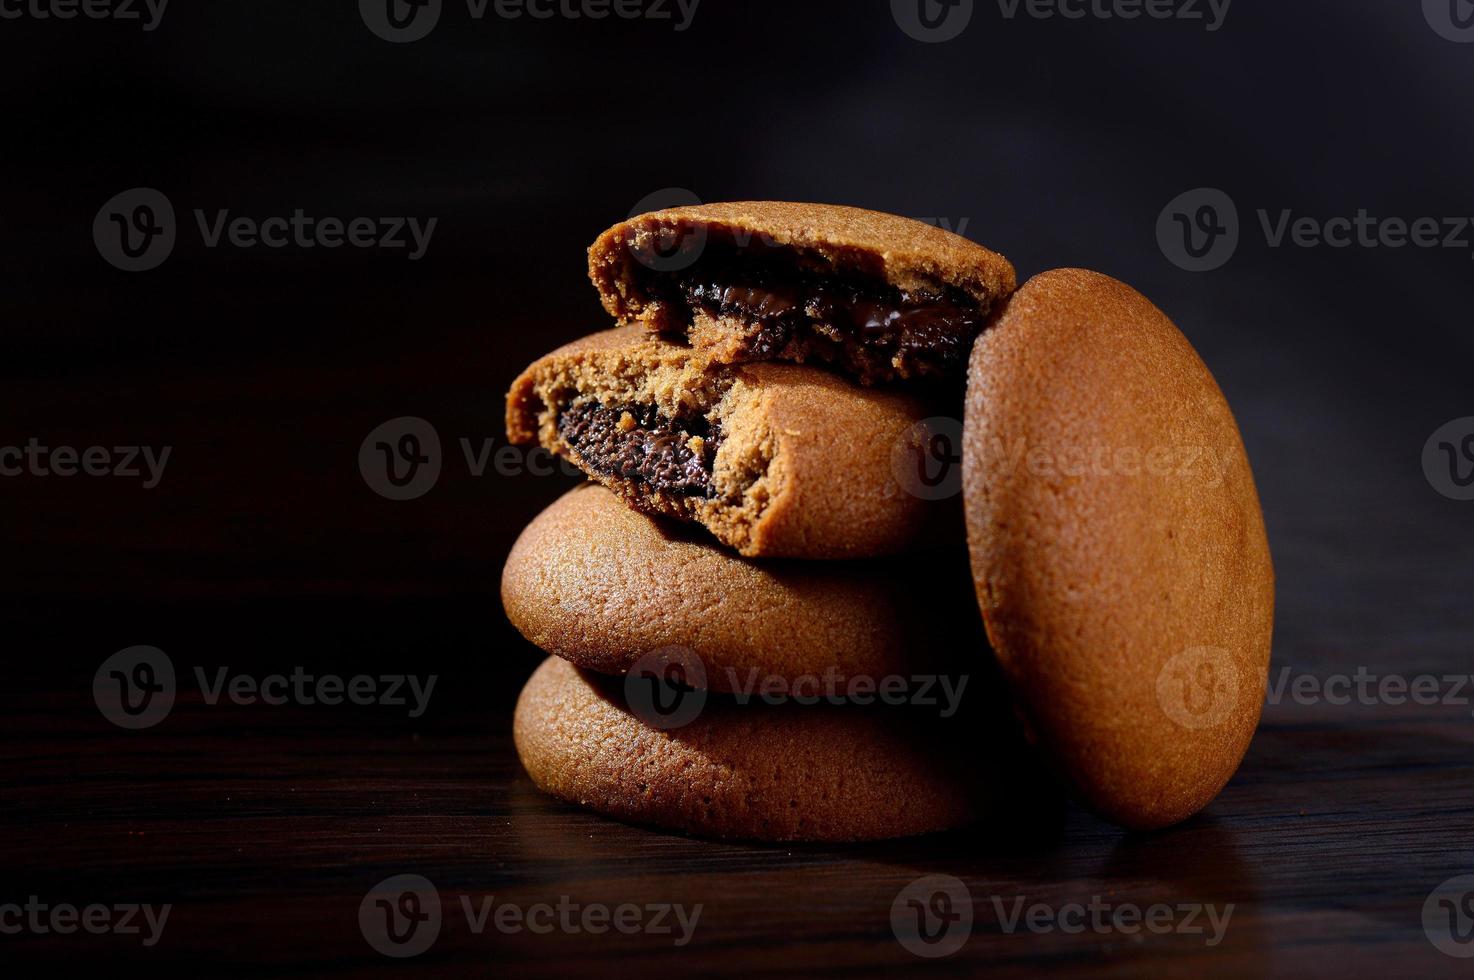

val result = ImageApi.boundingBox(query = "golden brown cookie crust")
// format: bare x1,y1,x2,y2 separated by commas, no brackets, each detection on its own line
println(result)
502,484,976,689
513,657,985,842
588,202,1017,385
506,327,943,559
963,268,1275,831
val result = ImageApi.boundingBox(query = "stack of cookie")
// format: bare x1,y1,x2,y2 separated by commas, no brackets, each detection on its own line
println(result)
502,203,1020,841
503,203,1277,836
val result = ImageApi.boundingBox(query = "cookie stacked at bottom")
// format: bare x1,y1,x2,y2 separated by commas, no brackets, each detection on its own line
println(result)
501,204,1019,841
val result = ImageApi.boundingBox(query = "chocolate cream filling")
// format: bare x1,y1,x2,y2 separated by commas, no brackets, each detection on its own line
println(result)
641,245,988,379
557,400,722,498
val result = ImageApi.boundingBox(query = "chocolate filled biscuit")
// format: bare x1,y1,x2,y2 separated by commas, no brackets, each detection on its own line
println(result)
588,202,1016,385
506,326,946,558
502,484,978,689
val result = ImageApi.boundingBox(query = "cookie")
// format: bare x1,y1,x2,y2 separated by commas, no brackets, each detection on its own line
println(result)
502,484,977,690
963,269,1275,830
588,202,1016,385
513,656,986,842
506,326,946,558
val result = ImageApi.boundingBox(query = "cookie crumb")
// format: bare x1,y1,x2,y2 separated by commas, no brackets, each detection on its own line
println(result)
617,411,637,433
687,435,706,455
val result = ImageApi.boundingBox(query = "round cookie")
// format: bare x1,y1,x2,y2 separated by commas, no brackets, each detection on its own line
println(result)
513,656,986,842
502,483,976,691
963,269,1274,830
587,201,1017,385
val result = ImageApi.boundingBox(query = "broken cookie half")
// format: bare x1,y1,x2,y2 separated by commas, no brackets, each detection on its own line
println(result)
588,201,1017,386
506,327,945,559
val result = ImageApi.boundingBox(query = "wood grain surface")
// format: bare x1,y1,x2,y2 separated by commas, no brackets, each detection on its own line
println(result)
2,596,1472,977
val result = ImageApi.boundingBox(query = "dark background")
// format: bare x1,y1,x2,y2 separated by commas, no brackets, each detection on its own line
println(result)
2,1,1472,975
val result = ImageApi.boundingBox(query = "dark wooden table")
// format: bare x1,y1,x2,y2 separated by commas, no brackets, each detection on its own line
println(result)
2,592,1472,978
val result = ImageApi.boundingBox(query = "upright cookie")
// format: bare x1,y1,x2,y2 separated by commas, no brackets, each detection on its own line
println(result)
507,326,947,558
588,202,1016,385
502,484,976,690
513,657,987,842
964,269,1275,830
